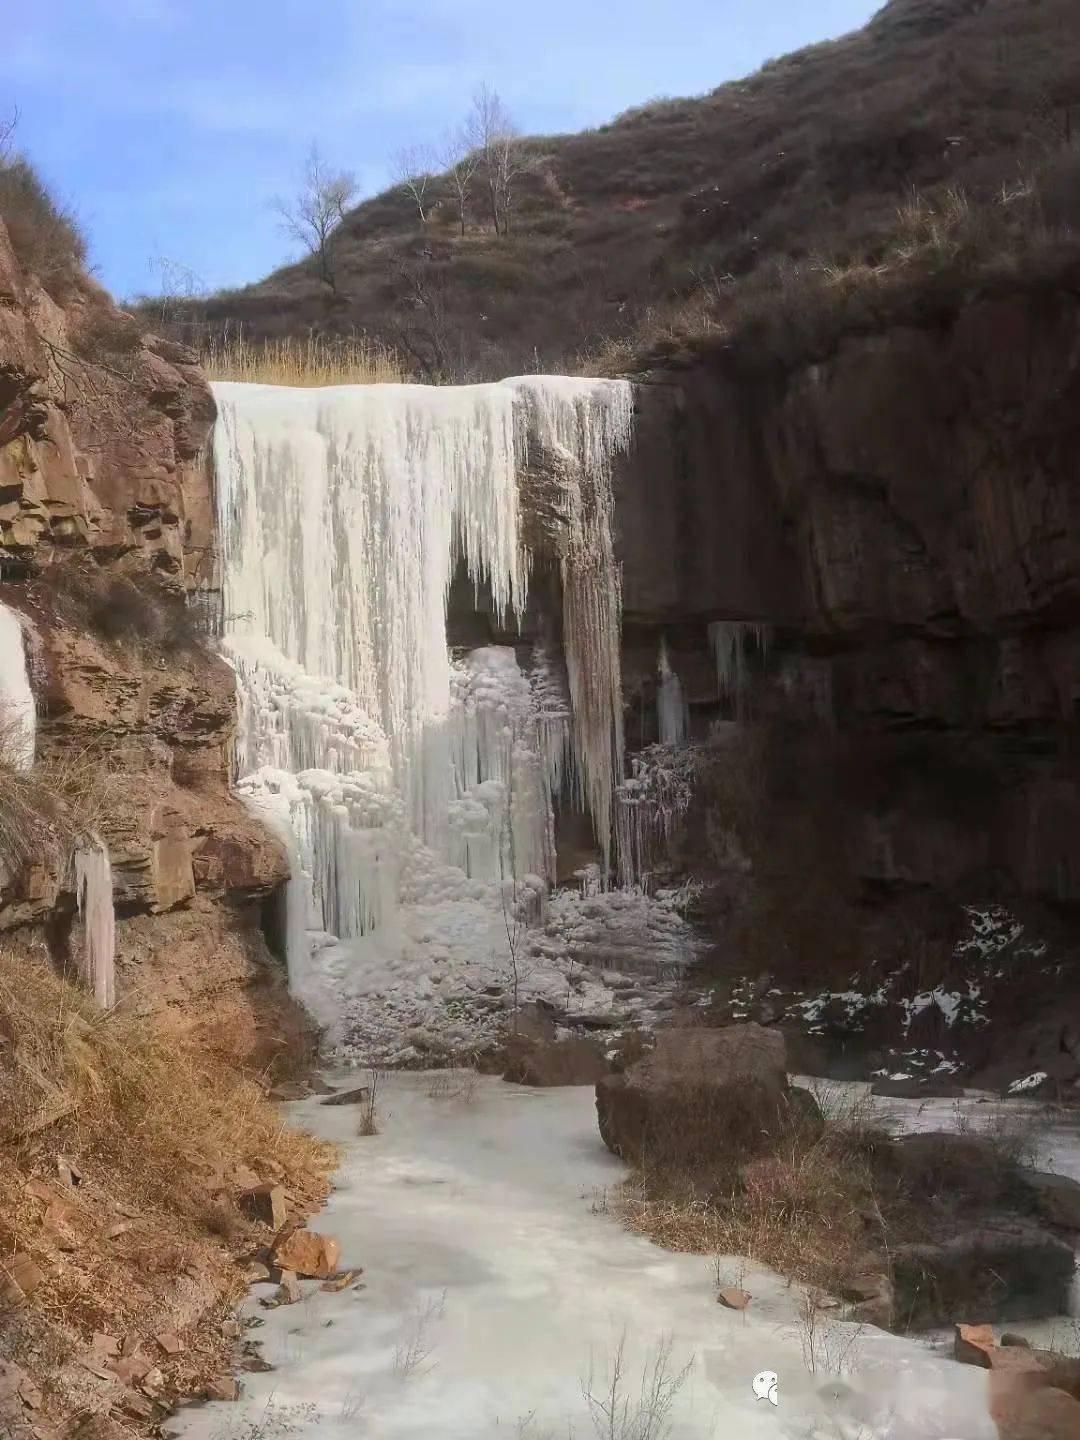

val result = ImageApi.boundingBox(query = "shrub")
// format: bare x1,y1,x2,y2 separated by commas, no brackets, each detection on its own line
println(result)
0,156,86,295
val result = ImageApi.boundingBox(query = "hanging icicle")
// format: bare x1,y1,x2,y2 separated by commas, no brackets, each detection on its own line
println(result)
656,636,688,747
0,602,35,770
707,621,771,716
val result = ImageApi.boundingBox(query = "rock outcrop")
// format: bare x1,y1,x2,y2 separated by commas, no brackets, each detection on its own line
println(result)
595,1023,820,1166
0,217,303,1065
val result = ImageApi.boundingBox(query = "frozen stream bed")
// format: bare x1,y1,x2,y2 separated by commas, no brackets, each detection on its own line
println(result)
167,1075,1025,1440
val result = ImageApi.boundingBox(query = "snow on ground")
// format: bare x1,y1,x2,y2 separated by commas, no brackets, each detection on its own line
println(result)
173,1076,996,1440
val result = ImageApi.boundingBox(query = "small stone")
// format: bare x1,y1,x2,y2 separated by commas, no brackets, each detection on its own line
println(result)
205,1376,240,1402
1001,1333,1032,1349
154,1331,183,1356
104,1220,135,1241
1,1254,44,1299
319,1086,372,1108
275,1270,302,1305
320,1268,363,1293
717,1287,751,1311
116,1394,156,1421
955,1324,998,1367
91,1333,120,1358
271,1228,341,1279
238,1183,287,1230
110,1354,154,1384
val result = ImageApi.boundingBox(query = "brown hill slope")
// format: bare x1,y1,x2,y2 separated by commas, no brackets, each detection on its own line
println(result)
143,0,1079,380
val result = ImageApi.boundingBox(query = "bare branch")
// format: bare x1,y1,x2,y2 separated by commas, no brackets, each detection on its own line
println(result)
435,128,481,236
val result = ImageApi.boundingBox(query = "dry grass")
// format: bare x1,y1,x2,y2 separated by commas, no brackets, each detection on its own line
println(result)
616,1087,885,1297
0,712,111,878
0,154,86,298
0,943,335,1388
203,330,407,386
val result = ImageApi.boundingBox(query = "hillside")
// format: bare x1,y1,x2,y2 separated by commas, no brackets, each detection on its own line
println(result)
141,0,1080,380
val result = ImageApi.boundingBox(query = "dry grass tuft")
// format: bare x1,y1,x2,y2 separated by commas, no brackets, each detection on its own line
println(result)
0,711,110,877
203,330,407,386
0,943,336,1346
616,1087,886,1296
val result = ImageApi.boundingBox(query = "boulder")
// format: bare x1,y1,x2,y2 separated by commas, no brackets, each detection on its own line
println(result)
1021,1170,1080,1230
237,1183,287,1229
716,1287,751,1311
892,1218,1075,1329
270,1227,341,1279
320,1085,373,1107
594,1024,821,1168
504,1036,610,1087
955,1323,999,1366
205,1376,240,1402
841,1270,893,1330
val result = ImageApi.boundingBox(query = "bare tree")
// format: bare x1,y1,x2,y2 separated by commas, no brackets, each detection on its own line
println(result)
273,145,358,293
391,144,435,224
435,128,481,237
465,84,533,236
0,107,18,165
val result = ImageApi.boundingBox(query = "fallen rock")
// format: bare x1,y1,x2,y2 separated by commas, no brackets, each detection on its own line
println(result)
0,1253,44,1301
320,1268,363,1293
271,1227,341,1279
955,1323,998,1366
242,1261,271,1283
892,1219,1075,1328
205,1376,240,1402
154,1331,183,1356
503,1036,610,1087
1021,1170,1080,1230
595,1024,820,1167
991,1378,1080,1440
1001,1334,1033,1348
842,1270,893,1330
238,1183,287,1229
273,1270,302,1305
717,1287,750,1311
319,1085,372,1107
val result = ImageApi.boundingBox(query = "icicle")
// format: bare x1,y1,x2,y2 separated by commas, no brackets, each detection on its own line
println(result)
75,840,115,1009
708,621,771,715
0,603,35,770
656,636,688,747
509,376,635,882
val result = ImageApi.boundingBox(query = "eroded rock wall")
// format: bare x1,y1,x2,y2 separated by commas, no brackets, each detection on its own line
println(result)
0,219,303,1064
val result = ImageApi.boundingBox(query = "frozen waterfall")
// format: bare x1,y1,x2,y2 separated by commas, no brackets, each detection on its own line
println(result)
656,636,688,747
211,376,634,1017
75,840,116,1010
0,602,35,769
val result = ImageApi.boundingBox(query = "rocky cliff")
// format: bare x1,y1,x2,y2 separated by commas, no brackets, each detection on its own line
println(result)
615,285,1080,914
0,218,303,1065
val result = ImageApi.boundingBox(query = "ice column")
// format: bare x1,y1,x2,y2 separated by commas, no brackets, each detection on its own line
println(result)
75,840,116,1009
0,602,35,769
656,636,688,746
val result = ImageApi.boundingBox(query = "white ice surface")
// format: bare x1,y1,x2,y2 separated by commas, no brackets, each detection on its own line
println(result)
172,1077,996,1440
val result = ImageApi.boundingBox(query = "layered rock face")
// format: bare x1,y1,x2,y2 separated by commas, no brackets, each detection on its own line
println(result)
615,289,1080,908
0,220,301,1063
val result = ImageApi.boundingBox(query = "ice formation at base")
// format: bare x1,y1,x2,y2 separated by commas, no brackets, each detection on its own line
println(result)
212,376,684,1049
75,840,116,1010
0,602,35,769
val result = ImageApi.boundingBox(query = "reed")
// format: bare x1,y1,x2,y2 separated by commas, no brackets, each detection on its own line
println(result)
203,330,407,386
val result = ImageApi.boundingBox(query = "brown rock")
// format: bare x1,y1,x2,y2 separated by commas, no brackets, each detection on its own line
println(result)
717,1287,751,1311
238,1183,287,1229
991,1380,1080,1440
1022,1170,1080,1230
154,1331,184,1356
243,1261,272,1283
271,1228,341,1279
109,1355,155,1385
91,1333,121,1358
504,1036,610,1087
319,1085,373,1107
954,1323,998,1367
1,1253,44,1299
595,1024,819,1167
320,1268,363,1293
205,1376,240,1402
1002,1333,1033,1348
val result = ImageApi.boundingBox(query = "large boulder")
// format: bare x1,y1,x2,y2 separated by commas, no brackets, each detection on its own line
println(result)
594,1024,821,1168
503,1036,610,1088
892,1218,1075,1329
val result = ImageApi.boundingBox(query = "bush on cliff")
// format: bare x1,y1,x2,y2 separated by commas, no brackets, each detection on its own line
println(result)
0,154,86,298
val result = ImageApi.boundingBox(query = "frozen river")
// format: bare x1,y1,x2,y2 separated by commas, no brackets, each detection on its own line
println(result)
169,1074,1022,1440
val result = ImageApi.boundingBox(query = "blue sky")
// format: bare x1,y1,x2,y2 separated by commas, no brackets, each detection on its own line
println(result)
10,1,881,300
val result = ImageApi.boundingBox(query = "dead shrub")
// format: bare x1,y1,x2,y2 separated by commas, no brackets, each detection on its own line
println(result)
617,1087,884,1296
0,156,86,296
43,562,212,653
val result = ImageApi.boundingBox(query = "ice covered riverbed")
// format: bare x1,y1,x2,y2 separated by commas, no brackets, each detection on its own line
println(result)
171,1076,1008,1440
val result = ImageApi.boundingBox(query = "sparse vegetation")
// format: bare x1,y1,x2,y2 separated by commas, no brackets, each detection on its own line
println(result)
358,1068,382,1136
580,1333,693,1440
0,140,87,297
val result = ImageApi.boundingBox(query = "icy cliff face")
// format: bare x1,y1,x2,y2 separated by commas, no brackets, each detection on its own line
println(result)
211,376,635,1023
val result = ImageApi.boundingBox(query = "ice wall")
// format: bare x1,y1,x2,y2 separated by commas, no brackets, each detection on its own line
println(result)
212,376,634,1005
0,602,35,769
75,840,116,1009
